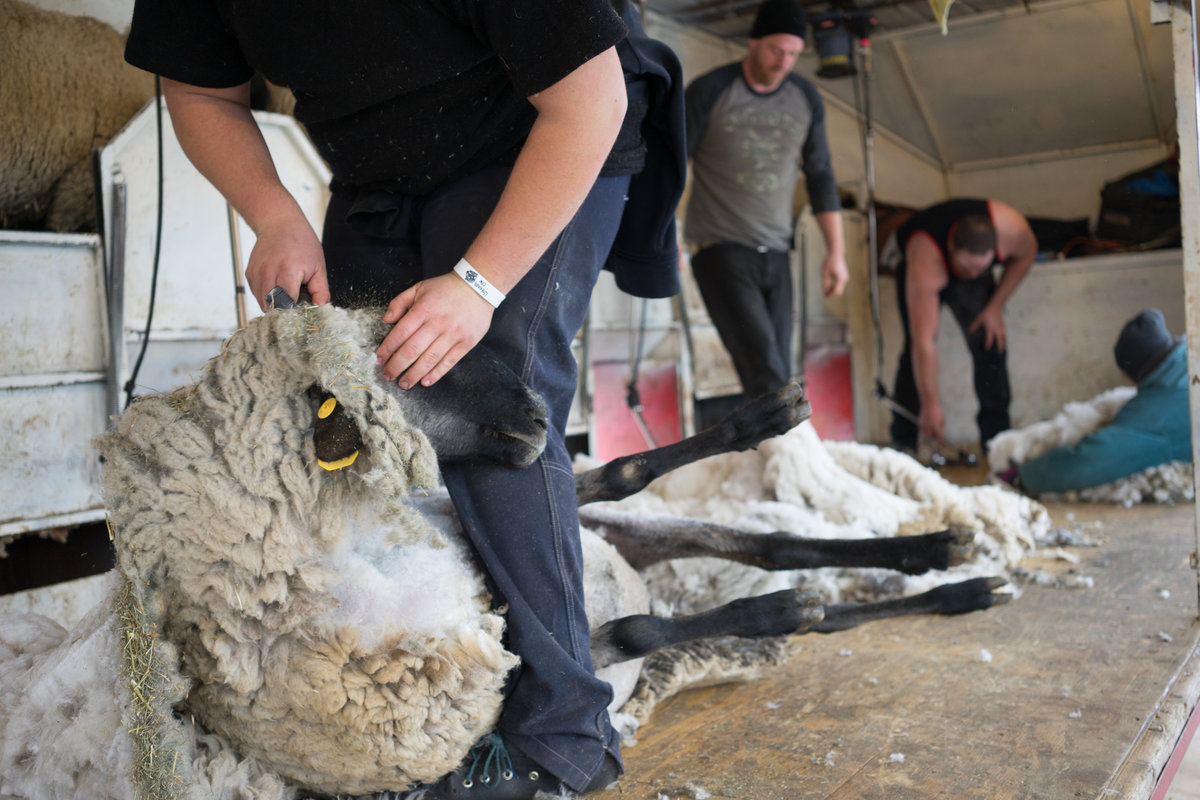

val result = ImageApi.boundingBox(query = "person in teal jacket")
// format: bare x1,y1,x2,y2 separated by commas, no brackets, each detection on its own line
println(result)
1015,308,1191,494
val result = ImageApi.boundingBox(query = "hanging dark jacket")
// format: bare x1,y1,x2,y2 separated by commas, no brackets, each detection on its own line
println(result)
603,3,686,299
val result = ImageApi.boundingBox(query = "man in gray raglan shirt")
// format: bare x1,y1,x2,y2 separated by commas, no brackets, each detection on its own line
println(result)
685,0,848,401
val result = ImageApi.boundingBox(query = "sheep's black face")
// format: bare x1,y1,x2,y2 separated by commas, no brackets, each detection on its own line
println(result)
387,346,549,469
307,386,365,471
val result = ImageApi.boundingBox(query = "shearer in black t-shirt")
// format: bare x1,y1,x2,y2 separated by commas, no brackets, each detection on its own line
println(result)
124,1,686,796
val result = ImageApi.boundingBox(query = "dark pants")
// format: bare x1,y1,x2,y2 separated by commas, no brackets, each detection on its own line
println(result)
322,165,629,792
890,261,1012,451
690,242,794,400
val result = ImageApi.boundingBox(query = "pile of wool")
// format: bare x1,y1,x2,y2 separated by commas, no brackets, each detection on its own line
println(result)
0,575,298,799
583,422,1047,616
2,305,520,799
987,387,1194,505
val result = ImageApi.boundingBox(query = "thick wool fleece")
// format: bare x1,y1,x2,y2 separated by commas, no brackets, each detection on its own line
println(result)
96,305,518,796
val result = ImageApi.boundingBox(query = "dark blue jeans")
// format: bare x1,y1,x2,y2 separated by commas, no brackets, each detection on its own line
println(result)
690,242,794,400
322,165,629,791
890,261,1012,451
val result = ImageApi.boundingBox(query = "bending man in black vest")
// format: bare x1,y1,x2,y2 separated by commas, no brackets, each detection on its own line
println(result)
889,198,1038,454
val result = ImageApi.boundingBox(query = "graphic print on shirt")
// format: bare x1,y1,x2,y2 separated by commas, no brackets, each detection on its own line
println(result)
720,106,804,194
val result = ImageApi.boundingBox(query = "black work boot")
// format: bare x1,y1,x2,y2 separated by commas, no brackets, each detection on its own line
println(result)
410,734,619,799
410,734,560,799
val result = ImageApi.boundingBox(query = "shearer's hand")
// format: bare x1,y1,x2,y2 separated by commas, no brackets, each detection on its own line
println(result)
244,212,331,310
376,272,494,389
919,402,945,445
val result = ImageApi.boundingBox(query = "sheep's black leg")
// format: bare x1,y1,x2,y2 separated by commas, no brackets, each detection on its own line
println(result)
579,508,976,575
574,381,810,506
590,577,1010,667
813,577,1011,633
591,588,825,668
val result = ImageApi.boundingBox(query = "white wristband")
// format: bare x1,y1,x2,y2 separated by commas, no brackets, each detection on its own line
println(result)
453,258,505,308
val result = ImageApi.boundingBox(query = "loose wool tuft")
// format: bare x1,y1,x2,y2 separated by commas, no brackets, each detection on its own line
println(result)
987,386,1194,505
95,305,518,796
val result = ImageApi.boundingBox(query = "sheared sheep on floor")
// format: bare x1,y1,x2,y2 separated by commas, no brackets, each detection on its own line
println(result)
0,304,1024,799
987,387,1194,505
581,419,1044,623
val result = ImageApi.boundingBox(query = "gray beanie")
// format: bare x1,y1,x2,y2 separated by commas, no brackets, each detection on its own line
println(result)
751,0,808,40
1114,308,1178,382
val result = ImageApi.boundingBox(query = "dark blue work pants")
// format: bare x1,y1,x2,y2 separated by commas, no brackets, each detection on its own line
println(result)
321,164,628,792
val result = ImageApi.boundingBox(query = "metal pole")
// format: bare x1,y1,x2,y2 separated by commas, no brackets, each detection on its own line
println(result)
105,176,127,425
1186,0,1200,615
227,202,248,328
858,35,890,407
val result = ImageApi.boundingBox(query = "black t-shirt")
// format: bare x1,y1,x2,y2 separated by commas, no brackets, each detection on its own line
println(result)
125,0,627,194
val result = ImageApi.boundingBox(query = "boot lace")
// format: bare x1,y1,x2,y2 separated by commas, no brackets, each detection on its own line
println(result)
461,733,521,788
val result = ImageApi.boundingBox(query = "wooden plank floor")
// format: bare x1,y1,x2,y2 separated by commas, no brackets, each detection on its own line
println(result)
595,485,1200,800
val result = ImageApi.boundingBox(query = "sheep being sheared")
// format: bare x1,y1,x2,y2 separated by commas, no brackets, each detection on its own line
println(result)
1,303,1010,799
987,387,1194,505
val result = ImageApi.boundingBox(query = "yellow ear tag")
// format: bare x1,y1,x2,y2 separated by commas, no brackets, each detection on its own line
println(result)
318,397,338,419
318,451,359,471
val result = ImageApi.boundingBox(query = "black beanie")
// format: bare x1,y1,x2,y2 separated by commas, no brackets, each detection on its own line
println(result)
1114,308,1177,382
751,0,808,40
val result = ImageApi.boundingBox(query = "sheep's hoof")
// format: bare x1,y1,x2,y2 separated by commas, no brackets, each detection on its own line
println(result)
931,576,1012,614
897,528,978,574
944,528,980,568
793,589,826,633
724,380,811,449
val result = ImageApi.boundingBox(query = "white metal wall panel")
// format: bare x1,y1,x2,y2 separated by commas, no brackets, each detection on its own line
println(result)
0,232,106,379
0,382,107,534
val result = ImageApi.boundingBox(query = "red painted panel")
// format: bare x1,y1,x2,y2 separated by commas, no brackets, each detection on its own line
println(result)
591,361,682,461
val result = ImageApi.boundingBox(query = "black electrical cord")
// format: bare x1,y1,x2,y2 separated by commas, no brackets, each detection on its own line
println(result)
626,298,647,416
123,76,165,410
625,297,658,449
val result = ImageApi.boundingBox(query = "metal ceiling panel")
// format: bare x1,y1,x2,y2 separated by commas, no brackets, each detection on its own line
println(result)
891,0,1163,164
647,0,1175,167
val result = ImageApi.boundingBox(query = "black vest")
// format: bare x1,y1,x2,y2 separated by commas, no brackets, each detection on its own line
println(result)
897,198,1000,270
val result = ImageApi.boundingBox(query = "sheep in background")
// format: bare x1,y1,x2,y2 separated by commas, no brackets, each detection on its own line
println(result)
1,0,295,233
987,387,1136,471
1,0,155,232
0,303,1014,799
